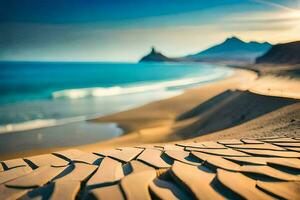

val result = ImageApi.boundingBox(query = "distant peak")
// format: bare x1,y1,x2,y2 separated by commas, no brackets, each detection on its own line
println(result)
225,36,243,43
230,36,239,40
150,46,157,54
225,36,244,43
139,46,176,62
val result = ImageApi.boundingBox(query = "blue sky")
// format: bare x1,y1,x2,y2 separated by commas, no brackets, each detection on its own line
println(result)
1,0,300,61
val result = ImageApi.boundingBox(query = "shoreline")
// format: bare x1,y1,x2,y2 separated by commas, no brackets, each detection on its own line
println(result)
0,66,240,159
0,67,255,159
0,62,231,135
1,65,300,160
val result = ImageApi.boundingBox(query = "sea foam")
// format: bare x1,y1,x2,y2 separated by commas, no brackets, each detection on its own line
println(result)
52,70,231,100
0,116,87,134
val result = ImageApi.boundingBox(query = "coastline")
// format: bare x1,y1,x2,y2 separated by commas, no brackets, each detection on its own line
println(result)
0,67,234,159
0,67,254,159
0,62,230,135
1,65,299,160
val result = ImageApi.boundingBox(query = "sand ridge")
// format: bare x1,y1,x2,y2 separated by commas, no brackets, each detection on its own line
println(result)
1,136,300,199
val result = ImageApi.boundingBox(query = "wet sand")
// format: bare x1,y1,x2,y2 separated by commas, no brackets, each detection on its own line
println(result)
0,122,122,158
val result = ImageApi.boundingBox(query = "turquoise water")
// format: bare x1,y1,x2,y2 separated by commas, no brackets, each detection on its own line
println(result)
0,61,232,134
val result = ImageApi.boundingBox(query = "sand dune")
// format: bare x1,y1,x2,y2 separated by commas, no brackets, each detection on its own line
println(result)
175,90,298,138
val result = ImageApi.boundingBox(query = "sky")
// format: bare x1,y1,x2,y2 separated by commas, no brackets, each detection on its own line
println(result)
1,0,300,62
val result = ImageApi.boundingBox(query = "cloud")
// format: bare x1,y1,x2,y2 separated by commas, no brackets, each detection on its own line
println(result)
252,0,299,12
220,1,300,32
1,0,300,61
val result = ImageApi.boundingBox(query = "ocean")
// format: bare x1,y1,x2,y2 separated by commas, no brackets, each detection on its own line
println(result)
0,61,232,153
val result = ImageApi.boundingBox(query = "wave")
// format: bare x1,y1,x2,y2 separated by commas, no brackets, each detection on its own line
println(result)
0,116,87,134
52,70,231,99
0,68,231,134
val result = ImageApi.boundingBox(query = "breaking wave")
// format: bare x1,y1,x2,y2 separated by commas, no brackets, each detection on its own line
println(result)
0,116,87,134
52,70,231,99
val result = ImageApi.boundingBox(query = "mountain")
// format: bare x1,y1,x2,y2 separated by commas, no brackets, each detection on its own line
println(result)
186,37,271,62
139,47,177,62
138,37,272,63
256,41,300,65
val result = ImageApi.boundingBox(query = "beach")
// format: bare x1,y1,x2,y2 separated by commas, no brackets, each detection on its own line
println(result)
2,1,300,198
1,65,300,200
1,65,298,160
